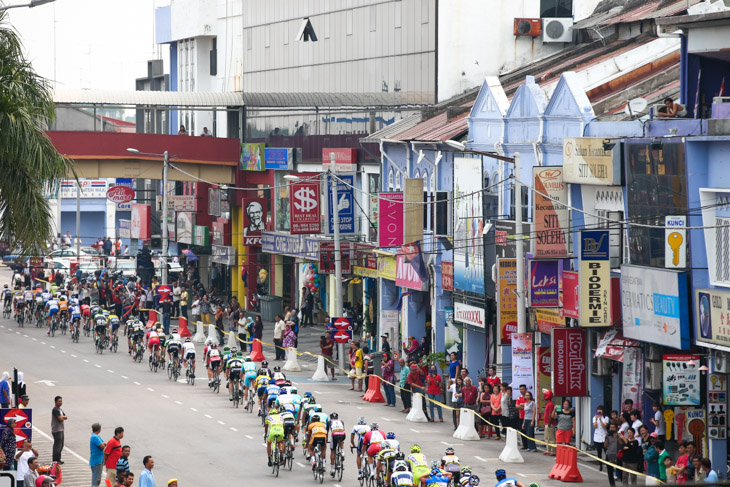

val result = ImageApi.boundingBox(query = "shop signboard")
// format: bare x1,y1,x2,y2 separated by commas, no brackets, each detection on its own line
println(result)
212,219,225,246
454,302,485,329
537,347,551,426
673,408,707,455
579,230,611,326
322,148,357,173
325,174,355,234
441,262,454,291
665,215,687,269
156,195,197,212
240,142,265,171
495,220,531,259
0,408,32,448
208,188,221,217
61,179,108,198
290,181,321,234
562,137,622,186
621,265,690,350
130,204,151,240
261,232,319,260
243,198,266,246
497,258,517,345
403,179,424,245
193,225,209,247
454,157,485,294
264,148,294,170
563,271,579,319
529,259,560,307
212,245,236,266
533,307,564,334
622,347,642,412
353,244,377,278
396,250,426,291
117,220,131,239
377,254,397,281
533,167,569,258
106,185,135,204
378,192,404,248
511,333,534,395
707,372,727,439
695,288,730,351
319,241,352,274
552,327,588,396
380,309,399,341
444,306,463,358
176,212,194,244
663,354,701,406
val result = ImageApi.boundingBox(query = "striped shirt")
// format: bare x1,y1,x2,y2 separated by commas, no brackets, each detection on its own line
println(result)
116,456,129,474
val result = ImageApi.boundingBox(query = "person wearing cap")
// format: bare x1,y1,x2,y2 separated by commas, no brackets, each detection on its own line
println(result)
167,479,178,487
19,395,30,409
89,423,106,487
380,334,391,354
542,390,556,456
34,474,54,487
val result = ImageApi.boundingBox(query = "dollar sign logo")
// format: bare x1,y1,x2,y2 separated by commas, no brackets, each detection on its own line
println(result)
294,187,317,212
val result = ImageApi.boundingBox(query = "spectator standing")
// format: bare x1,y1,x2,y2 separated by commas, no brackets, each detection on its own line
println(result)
522,391,537,452
620,427,641,485
449,377,464,429
282,324,296,349
553,398,575,445
425,366,443,422
89,423,106,487
605,424,619,487
214,304,225,345
349,341,364,392
116,446,130,480
486,366,501,389
398,358,411,413
674,441,691,483
515,384,528,449
139,456,155,487
506,387,519,435
179,286,188,320
23,457,39,487
630,410,643,432
381,352,396,407
190,296,201,327
0,372,10,408
701,458,719,483
477,377,491,438
178,125,187,135
273,315,286,360
159,295,172,335
320,332,336,380
593,405,609,470
0,419,17,471
500,384,511,439
650,402,665,440
448,352,461,384
104,427,124,482
543,390,556,455
200,127,213,137
405,336,420,362
200,295,212,326
51,396,67,464
172,282,181,318
381,334,391,354
462,377,478,415
15,439,38,487
253,316,263,340
490,384,502,441
656,440,670,482
407,364,430,422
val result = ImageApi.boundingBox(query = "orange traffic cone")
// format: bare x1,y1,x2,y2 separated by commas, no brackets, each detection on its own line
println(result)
145,309,158,328
178,317,191,337
362,375,386,403
250,338,266,362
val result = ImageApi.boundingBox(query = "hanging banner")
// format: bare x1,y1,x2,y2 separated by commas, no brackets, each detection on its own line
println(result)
529,259,560,307
533,307,564,334
563,271,579,319
243,198,266,246
511,333,535,395
130,204,151,240
290,180,321,234
325,174,355,235
377,254,397,281
562,137,622,186
622,347,643,408
378,192,404,248
444,306,463,358
454,157,485,293
537,347,551,427
208,188,221,217
240,142,265,171
594,328,640,362
497,258,517,345
193,225,209,246
665,215,687,269
319,241,352,274
579,230,611,326
663,354,701,406
708,372,727,439
454,302,486,329
117,220,131,239
533,167,569,258
323,148,357,172
396,250,426,291
176,212,194,244
403,178,424,246
552,327,588,396
441,261,454,291
674,408,707,456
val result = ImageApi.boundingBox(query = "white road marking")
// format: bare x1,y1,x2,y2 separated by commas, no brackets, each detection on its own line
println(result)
33,425,89,465
230,427,238,432
23,334,28,337
83,359,89,363
71,354,77,358
175,401,183,405
16,331,20,335
381,417,392,422
204,414,213,419
245,434,253,439
517,473,527,478
50,345,56,349
32,338,37,341
409,429,420,433
147,387,154,392
121,375,128,379
296,462,307,468
356,406,363,410
190,407,198,412
474,456,487,462
41,341,46,345
314,391,322,394
133,381,141,386
217,420,225,425
61,350,66,353
107,370,114,373
577,462,601,473
161,394,169,399
261,443,267,447
94,364,101,368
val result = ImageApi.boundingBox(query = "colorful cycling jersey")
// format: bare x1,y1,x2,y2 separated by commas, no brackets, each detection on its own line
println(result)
243,362,257,375
265,384,281,396
495,479,517,487
316,412,329,424
364,430,385,445
42,292,52,301
377,448,397,461
329,419,346,435
425,473,451,487
167,338,182,349
281,410,296,424
382,439,400,451
23,290,33,301
182,342,196,355
148,330,159,340
170,333,181,342
272,372,286,382
441,455,460,472
47,299,59,311
1,289,11,299
35,294,44,304
266,413,284,428
208,349,221,361
131,324,146,335
70,305,81,317
59,299,68,310
392,471,415,487
256,376,270,389
407,453,428,470
95,315,107,326
227,358,243,370
108,315,120,326
351,424,371,439
307,421,328,438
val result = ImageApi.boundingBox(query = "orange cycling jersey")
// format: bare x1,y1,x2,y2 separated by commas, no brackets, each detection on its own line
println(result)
59,300,69,311
307,421,328,438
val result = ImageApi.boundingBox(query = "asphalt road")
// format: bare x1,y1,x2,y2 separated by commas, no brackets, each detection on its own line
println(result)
0,272,609,487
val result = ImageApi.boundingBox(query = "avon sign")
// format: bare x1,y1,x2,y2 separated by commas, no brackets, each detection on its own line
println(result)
396,251,426,291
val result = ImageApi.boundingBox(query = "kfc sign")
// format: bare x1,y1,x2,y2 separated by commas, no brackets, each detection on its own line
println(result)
454,302,485,329
552,327,588,396
243,198,266,246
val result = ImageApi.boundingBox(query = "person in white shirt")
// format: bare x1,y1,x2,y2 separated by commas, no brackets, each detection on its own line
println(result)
273,315,286,360
592,405,610,471
650,402,665,439
15,439,39,486
630,410,643,432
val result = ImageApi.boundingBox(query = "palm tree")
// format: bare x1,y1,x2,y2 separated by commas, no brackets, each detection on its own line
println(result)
0,12,72,253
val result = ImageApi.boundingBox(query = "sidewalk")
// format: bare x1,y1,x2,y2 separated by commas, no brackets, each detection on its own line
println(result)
29,425,90,487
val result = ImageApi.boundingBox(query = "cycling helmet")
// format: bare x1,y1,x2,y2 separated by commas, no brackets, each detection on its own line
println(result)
211,343,218,349
370,422,379,431
231,347,238,354
386,432,396,439
445,447,455,456
205,337,213,345
223,346,230,353
289,386,298,394
528,484,540,487
307,396,317,404
494,469,506,480
304,392,313,398
257,369,267,376
395,452,406,461
261,360,269,367
469,476,480,486
236,351,243,357
172,328,178,333
394,460,409,472
461,467,473,476
279,404,287,413
410,445,421,453
185,337,191,342
273,365,281,372
245,356,252,362
431,461,440,470
311,414,320,423
330,412,339,420
314,405,323,412
357,417,367,425
3,284,7,288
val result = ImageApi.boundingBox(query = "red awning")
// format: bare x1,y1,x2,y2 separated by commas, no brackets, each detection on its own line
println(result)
594,329,640,362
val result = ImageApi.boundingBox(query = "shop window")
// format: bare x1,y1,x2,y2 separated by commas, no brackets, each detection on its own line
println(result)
395,172,402,191
434,190,450,236
540,0,572,18
388,168,394,191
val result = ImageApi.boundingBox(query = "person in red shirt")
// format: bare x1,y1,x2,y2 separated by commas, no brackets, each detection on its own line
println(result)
407,364,430,421
103,427,124,482
425,366,443,422
515,384,528,450
543,390,556,456
487,366,501,388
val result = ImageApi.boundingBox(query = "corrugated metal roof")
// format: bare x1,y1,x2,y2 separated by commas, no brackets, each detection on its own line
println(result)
361,113,423,142
573,0,697,29
53,90,433,108
393,107,471,142
605,1,661,25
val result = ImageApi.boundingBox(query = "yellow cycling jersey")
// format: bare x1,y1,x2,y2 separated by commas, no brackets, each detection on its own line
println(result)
308,421,327,438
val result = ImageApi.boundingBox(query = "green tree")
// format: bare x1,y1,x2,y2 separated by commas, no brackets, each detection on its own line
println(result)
0,13,72,253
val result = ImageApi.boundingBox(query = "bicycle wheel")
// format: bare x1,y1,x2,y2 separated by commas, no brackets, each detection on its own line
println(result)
337,452,344,481
274,450,280,478
312,455,318,481
318,459,324,484
112,337,118,353
287,445,293,471
233,386,239,408
168,362,173,379
189,371,195,386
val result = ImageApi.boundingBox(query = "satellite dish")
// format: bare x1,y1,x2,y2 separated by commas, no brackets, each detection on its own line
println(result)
624,98,648,117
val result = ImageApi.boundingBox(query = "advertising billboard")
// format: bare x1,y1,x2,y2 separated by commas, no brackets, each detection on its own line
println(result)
563,137,622,186
289,181,321,234
243,198,267,246
454,157,484,294
552,327,588,396
240,143,265,171
497,258,517,345
529,259,560,307
378,192,404,248
696,288,730,351
533,167,569,258
579,230,611,327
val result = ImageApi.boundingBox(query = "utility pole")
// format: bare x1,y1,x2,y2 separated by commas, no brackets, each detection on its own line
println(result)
514,152,526,334
75,180,81,263
161,150,169,286
331,171,345,371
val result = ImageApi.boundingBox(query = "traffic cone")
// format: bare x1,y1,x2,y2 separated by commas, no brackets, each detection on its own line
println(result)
207,324,219,346
406,393,429,423
362,375,385,403
250,338,266,362
226,330,236,348
452,408,480,441
283,348,302,372
178,317,191,338
499,428,525,463
312,355,330,381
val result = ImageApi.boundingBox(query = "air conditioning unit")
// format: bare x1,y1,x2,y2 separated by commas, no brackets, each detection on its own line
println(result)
645,362,662,390
514,18,541,37
645,344,662,362
542,17,573,43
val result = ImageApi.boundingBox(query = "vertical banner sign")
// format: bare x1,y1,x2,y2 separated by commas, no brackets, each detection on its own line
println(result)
130,204,151,240
378,192,404,248
562,271,579,319
498,258,517,345
454,157,485,293
696,288,730,348
441,262,454,291
243,198,266,245
533,167,569,258
552,327,588,396
707,372,727,439
529,260,560,307
537,347,551,427
403,178,424,245
444,306,463,358
511,333,535,395
663,354,701,406
579,230,611,326
326,174,355,234
665,215,687,269
208,188,221,217
290,181,321,234
622,347,642,408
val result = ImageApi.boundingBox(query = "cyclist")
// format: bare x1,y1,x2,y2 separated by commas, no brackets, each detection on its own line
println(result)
441,447,462,485
69,300,81,337
58,294,69,327
242,357,257,408
182,338,196,376
130,319,146,357
422,462,452,487
226,350,244,401
494,469,526,487
305,413,328,468
23,287,33,315
94,312,108,346
263,379,281,412
2,284,11,311
264,404,286,467
407,445,430,487
167,332,183,370
328,412,346,477
376,432,400,485
350,417,371,479
459,467,474,487
147,325,162,363
391,455,415,487
272,366,286,384
108,313,121,345
221,346,231,365
14,289,25,322
280,404,297,449
255,371,271,415
206,343,222,387
363,423,386,479
259,360,272,378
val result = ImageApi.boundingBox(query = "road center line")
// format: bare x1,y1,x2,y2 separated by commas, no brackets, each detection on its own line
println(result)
71,354,77,358
133,381,141,386
244,434,253,439
161,394,169,399
381,417,391,421
517,473,527,478
41,341,46,345
217,420,225,425
229,427,238,432
175,401,182,405
296,462,307,468
147,387,154,392
23,334,28,337
50,345,56,349
83,359,89,363
32,338,37,341
121,375,128,379
61,350,66,353
94,364,101,368
204,414,212,419
474,456,487,462
190,407,198,412
409,429,420,433
107,370,114,373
